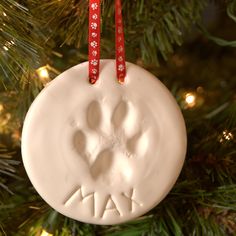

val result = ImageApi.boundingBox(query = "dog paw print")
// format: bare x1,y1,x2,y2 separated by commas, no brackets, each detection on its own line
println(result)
73,100,149,185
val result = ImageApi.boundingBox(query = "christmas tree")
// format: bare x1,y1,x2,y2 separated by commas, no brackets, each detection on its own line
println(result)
1,0,236,235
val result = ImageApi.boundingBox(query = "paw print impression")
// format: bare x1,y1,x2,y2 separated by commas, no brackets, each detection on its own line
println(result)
73,100,149,185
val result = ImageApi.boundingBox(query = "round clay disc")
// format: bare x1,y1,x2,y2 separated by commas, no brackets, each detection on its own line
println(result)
21,59,187,225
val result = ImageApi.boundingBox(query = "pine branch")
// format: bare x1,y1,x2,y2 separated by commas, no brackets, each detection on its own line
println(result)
0,145,19,195
33,0,208,64
199,0,236,47
0,0,44,84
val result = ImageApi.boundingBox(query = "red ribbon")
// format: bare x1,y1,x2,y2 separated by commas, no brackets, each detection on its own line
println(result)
115,0,126,83
88,0,126,84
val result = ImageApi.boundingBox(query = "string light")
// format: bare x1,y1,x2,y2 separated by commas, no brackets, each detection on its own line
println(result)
219,130,234,143
180,88,205,109
0,104,3,113
3,40,15,51
36,66,49,80
40,229,53,236
36,66,51,85
184,92,196,108
36,65,60,85
3,12,7,17
3,46,8,51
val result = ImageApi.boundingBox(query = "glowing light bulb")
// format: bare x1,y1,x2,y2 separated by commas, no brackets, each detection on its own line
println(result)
40,229,53,236
184,92,196,108
0,104,3,113
3,12,7,17
37,66,49,80
2,41,15,51
36,66,51,85
219,130,234,143
3,46,8,51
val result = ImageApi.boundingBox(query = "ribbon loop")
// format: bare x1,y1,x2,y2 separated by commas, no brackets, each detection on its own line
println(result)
88,0,126,84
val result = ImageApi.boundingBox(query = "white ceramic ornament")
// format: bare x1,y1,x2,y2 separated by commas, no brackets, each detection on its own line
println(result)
21,60,187,225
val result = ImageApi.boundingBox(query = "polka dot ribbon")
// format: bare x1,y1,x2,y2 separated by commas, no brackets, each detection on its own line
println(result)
88,0,126,84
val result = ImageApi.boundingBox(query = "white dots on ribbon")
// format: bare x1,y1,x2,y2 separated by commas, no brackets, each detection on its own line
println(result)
91,3,98,10
91,41,98,48
92,14,98,20
118,46,123,53
118,64,125,71
118,27,122,34
92,69,97,74
91,22,98,29
92,32,97,38
91,59,98,66
92,50,98,56
118,56,123,62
